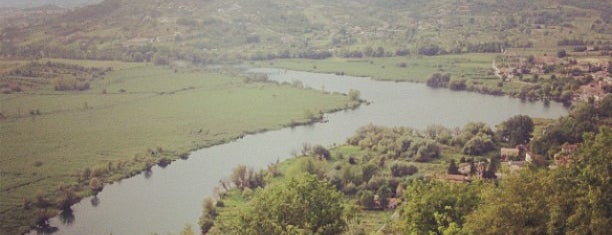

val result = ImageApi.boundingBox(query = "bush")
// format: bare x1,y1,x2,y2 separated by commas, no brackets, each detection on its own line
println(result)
157,157,172,168
89,177,103,193
463,135,496,155
390,162,419,177
358,190,376,210
426,73,450,88
415,142,441,162
449,79,467,91
348,89,361,101
557,49,567,58
312,145,331,160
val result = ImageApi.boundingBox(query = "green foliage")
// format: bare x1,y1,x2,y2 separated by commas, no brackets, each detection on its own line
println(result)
348,89,361,102
389,162,418,177
462,135,496,155
447,159,459,175
426,73,451,88
230,165,265,191
312,145,331,160
464,127,612,234
199,197,217,234
530,97,610,156
358,190,376,210
230,174,347,234
393,180,480,234
496,115,534,146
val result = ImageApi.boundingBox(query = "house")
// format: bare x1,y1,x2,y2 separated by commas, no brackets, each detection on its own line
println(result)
500,147,520,161
554,143,578,166
561,143,578,154
525,152,534,163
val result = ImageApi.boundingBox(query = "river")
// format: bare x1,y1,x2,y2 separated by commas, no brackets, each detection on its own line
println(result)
38,68,567,234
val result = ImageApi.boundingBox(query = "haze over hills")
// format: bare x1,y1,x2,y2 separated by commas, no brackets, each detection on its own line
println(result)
1,0,610,63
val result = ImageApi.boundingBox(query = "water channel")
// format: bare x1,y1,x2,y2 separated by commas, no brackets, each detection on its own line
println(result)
40,69,567,234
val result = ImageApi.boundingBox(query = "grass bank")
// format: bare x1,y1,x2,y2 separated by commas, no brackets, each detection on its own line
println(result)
252,54,497,83
0,62,354,234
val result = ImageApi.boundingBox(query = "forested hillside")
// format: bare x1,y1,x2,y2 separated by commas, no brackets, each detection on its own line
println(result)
1,0,610,63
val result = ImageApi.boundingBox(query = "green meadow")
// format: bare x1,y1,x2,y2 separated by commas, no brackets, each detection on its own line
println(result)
0,63,353,233
255,54,497,82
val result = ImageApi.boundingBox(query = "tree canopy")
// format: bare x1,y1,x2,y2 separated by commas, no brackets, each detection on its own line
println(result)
229,174,347,235
496,115,534,146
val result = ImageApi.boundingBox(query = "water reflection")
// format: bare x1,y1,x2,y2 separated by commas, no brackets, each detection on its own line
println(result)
144,169,153,179
59,209,75,226
90,196,100,207
33,225,58,235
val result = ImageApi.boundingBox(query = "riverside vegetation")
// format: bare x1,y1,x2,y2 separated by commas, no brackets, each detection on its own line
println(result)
201,95,611,234
0,0,610,233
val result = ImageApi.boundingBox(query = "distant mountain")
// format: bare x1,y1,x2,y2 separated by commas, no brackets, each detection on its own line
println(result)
0,0,102,9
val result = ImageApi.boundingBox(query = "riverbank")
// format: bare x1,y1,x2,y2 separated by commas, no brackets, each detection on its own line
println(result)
0,62,356,234
251,53,610,104
12,67,567,235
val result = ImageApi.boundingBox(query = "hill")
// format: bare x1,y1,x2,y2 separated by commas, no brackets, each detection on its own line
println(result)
1,0,610,63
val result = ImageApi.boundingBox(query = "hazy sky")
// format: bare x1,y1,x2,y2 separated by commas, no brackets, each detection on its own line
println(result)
0,0,102,8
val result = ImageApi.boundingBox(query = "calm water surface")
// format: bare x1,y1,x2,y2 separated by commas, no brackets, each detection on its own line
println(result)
39,69,567,234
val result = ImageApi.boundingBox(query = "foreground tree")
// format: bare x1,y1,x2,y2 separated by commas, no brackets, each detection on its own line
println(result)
231,174,346,234
496,115,534,146
393,180,480,234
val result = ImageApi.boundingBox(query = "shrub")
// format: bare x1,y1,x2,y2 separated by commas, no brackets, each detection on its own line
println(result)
312,145,331,160
157,157,172,168
557,49,567,58
89,177,103,193
358,190,376,210
390,162,419,177
449,79,467,91
348,89,361,101
426,73,451,88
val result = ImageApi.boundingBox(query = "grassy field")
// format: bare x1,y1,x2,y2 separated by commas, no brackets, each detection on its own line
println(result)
0,62,353,233
253,54,497,83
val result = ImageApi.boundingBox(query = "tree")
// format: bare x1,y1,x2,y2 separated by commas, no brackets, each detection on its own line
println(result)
393,180,480,234
447,159,460,174
557,49,567,58
497,115,534,146
464,169,549,234
199,197,217,234
463,135,496,155
152,52,169,65
358,190,376,210
426,73,450,88
233,174,347,234
312,145,331,160
348,89,361,102
390,162,418,177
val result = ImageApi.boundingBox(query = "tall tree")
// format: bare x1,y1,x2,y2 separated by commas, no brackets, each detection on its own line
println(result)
231,174,347,235
393,180,480,234
497,115,534,146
